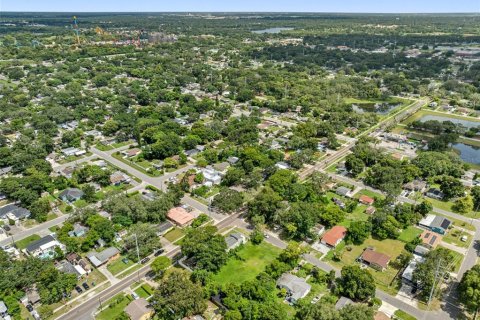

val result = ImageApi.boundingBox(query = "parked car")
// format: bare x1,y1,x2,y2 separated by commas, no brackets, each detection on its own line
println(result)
3,225,10,231
146,270,156,279
122,258,129,264
154,249,165,256
140,257,150,264
82,282,90,290
131,292,140,300
26,304,33,312
75,286,83,294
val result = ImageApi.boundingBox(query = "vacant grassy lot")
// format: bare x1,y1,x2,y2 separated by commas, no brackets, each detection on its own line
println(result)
107,256,134,275
354,189,385,201
394,309,417,320
134,283,154,299
96,294,133,320
15,234,41,250
163,227,185,243
212,242,281,286
398,226,423,243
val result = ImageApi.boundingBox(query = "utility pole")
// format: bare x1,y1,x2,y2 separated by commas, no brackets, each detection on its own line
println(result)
134,233,140,264
428,258,442,306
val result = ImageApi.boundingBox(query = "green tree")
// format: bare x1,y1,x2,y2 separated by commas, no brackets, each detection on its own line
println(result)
346,221,372,245
458,265,480,314
335,265,376,301
151,256,171,278
181,225,227,272
151,270,207,320
29,197,51,222
211,189,243,213
454,195,474,214
440,175,465,200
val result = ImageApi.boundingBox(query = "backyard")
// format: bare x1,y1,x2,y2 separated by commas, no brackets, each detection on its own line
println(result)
15,234,41,250
212,241,282,286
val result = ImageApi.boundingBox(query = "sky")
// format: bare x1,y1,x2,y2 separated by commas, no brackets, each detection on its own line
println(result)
1,0,479,13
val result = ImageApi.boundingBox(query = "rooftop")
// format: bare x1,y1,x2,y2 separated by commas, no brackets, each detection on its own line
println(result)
167,207,194,226
124,298,152,320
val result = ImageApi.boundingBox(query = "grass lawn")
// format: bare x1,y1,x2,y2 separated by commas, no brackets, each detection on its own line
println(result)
95,144,114,151
325,237,405,295
339,204,369,228
354,189,385,201
96,294,133,320
442,228,472,248
437,246,464,272
212,242,282,286
439,213,476,232
134,284,154,299
394,309,417,320
398,226,423,243
117,263,143,279
49,225,61,233
112,153,161,177
107,256,135,275
15,234,41,250
163,227,185,243
427,198,455,214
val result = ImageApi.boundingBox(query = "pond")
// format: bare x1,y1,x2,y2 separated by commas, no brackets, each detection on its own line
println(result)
452,143,480,164
419,115,480,129
352,103,400,115
252,27,294,34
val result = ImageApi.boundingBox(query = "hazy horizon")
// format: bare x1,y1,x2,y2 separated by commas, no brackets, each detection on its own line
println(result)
1,0,479,14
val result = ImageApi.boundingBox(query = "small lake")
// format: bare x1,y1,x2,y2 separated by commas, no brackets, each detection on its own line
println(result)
252,27,294,34
419,115,480,129
352,103,400,115
452,143,480,164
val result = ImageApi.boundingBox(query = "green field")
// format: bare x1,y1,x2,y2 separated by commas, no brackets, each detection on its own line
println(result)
398,226,423,243
15,234,41,250
107,256,134,275
163,227,185,243
134,284,154,299
96,294,133,320
394,309,417,320
212,242,281,286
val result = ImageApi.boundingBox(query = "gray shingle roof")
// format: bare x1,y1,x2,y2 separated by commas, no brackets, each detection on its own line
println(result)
0,204,31,220
26,235,56,253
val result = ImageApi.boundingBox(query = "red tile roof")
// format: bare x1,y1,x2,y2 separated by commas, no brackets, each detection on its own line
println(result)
359,195,374,205
167,207,194,226
321,226,347,247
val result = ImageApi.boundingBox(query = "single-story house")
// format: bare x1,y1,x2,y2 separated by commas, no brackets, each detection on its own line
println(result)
275,162,291,170
276,273,311,303
61,147,85,157
59,188,84,202
404,180,428,193
213,162,230,175
335,296,354,310
418,214,451,235
358,195,374,206
26,287,41,305
86,247,120,267
425,188,444,200
167,207,194,227
0,204,31,224
402,254,424,283
123,148,141,158
185,149,199,157
336,186,351,198
156,221,174,236
124,298,154,320
365,206,376,215
68,223,89,237
26,235,65,259
57,260,86,278
419,230,442,249
66,252,81,264
60,166,75,178
110,171,130,185
321,226,347,248
360,248,391,271
202,167,222,186
413,245,430,257
225,233,247,251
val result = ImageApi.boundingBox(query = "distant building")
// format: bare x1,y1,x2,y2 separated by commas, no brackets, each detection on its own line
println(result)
57,260,86,278
26,235,65,259
86,247,120,267
110,171,130,185
167,207,195,227
321,226,347,248
156,221,174,236
358,195,375,205
403,180,428,193
335,186,351,198
276,273,311,304
59,188,84,202
365,206,376,215
68,223,89,237
419,230,442,248
0,204,31,224
225,233,247,251
360,248,391,271
425,188,444,200
124,298,154,320
275,162,291,170
418,214,451,235
123,148,141,158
